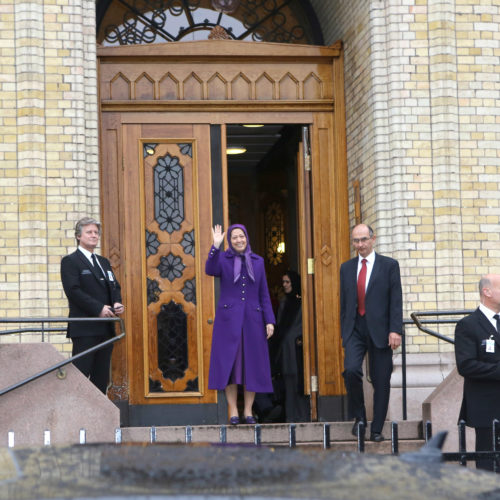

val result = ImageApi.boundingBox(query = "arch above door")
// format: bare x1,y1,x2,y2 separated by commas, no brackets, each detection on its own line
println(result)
96,0,324,45
97,40,349,424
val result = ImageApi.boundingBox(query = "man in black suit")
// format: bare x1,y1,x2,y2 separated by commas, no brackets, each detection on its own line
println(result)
61,217,124,394
340,224,402,442
455,274,500,471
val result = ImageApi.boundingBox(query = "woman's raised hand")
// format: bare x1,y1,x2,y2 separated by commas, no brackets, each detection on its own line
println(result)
212,224,225,248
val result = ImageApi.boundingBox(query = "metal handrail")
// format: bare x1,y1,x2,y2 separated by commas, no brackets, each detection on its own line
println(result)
0,316,125,397
410,310,474,344
401,309,474,420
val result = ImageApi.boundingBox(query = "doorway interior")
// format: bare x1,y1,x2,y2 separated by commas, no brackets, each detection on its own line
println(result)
226,124,310,423
226,124,302,306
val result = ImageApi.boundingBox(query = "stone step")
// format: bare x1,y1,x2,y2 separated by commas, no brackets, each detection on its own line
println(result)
121,420,423,450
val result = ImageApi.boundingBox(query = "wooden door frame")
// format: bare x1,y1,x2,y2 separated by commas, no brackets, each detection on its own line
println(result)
98,40,350,423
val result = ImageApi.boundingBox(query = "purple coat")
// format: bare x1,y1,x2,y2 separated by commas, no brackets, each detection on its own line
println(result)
206,244,275,392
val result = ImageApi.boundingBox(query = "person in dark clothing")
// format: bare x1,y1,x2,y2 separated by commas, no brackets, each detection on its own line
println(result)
61,217,124,394
455,274,500,472
274,270,309,422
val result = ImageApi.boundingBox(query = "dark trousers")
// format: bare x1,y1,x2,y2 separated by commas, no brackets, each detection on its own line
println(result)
475,427,500,472
342,314,393,434
72,335,114,394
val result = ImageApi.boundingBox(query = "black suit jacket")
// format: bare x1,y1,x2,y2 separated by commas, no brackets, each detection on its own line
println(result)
61,249,122,338
340,252,402,349
455,308,500,428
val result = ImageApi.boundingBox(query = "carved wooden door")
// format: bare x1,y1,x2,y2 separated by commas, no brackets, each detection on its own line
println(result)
102,120,215,405
99,40,350,421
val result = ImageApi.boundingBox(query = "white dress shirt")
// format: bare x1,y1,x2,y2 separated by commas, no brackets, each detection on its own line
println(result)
357,250,376,291
78,245,106,276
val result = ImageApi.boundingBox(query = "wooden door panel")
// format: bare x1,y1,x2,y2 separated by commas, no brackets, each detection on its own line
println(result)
311,113,347,396
297,135,315,419
118,123,215,405
101,112,129,402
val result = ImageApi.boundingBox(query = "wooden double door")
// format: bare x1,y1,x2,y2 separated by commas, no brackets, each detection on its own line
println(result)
98,41,349,424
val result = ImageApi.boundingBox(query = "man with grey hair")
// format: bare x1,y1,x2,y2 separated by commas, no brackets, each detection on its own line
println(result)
61,217,124,394
455,273,500,471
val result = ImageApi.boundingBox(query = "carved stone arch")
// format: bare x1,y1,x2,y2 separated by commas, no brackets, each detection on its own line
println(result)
183,72,204,100
279,72,300,100
110,72,131,100
230,72,252,100
255,72,275,100
159,72,180,100
207,72,228,100
135,72,156,100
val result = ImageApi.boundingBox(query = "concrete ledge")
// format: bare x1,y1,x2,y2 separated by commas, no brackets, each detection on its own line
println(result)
120,420,422,444
0,343,119,446
388,352,455,422
422,367,470,452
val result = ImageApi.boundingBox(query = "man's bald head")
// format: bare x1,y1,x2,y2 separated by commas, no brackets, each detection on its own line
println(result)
479,274,500,313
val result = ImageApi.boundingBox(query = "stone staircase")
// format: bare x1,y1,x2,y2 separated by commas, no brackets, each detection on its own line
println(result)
120,420,424,454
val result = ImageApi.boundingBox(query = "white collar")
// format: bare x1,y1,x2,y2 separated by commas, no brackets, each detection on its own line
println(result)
358,250,375,265
480,302,500,320
78,245,95,261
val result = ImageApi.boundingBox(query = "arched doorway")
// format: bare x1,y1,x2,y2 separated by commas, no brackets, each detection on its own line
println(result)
96,1,349,426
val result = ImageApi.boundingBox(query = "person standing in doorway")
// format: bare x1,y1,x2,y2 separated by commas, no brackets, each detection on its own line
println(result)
455,274,500,471
274,270,309,422
61,217,124,394
339,223,402,442
206,224,275,424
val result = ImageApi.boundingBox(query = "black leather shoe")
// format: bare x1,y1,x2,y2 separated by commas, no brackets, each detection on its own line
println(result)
351,419,367,438
370,432,384,442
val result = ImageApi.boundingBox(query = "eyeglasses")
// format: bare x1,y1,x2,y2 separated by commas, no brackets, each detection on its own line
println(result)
352,237,371,244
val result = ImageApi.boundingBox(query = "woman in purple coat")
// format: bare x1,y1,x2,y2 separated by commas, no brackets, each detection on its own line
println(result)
206,224,275,424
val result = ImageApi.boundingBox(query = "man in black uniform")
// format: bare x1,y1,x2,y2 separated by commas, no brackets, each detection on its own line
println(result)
455,274,500,471
61,217,124,394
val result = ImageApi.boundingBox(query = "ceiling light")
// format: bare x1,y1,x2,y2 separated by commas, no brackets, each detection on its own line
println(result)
243,124,264,128
226,147,247,155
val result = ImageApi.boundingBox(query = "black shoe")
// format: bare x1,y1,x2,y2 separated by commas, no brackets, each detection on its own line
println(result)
370,432,384,442
351,419,367,438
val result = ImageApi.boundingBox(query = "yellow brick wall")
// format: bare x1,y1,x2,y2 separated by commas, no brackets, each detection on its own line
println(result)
0,1,99,354
314,0,500,354
2,1,499,361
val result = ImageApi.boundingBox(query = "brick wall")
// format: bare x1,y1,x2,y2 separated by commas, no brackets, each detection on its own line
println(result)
2,0,500,360
312,0,500,354
0,1,99,351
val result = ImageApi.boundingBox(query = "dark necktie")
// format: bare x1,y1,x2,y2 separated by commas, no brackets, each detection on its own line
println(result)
357,258,367,316
494,314,500,333
91,254,105,281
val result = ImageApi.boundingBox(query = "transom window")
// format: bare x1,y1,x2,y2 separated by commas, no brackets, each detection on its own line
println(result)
96,0,323,45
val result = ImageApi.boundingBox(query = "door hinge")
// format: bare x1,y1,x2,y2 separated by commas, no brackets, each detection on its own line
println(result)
307,258,315,275
311,375,318,392
304,153,311,171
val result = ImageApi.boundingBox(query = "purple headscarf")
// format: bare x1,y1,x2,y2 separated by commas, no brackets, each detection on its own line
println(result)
227,224,255,283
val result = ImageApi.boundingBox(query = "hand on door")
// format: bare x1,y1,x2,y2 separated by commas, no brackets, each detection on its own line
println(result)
212,224,225,249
